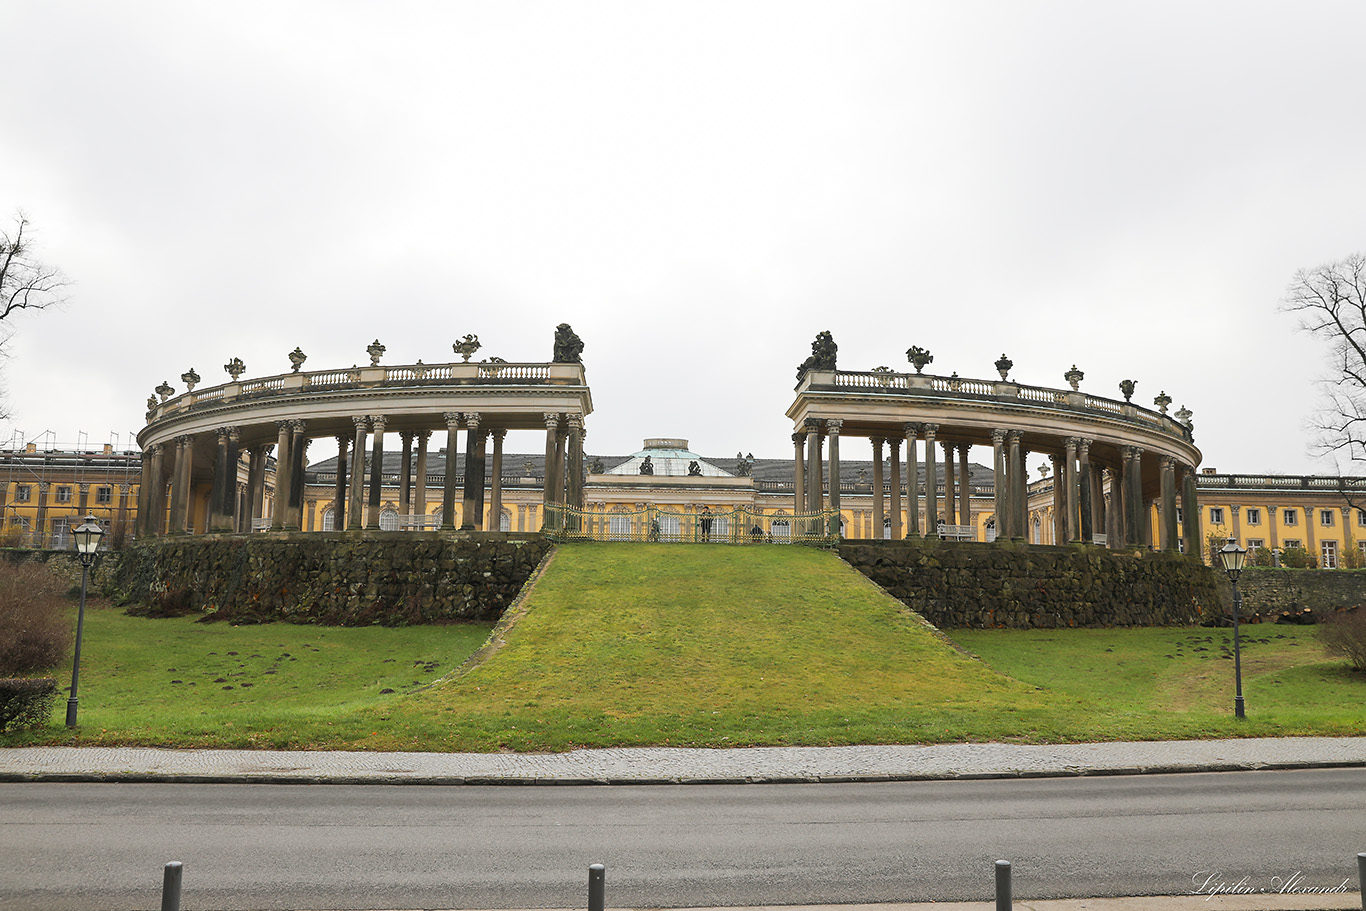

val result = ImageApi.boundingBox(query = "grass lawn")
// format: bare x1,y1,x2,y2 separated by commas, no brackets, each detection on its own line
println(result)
3,543,1362,751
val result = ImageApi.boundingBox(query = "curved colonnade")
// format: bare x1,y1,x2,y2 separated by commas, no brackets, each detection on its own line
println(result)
788,367,1203,552
135,357,592,537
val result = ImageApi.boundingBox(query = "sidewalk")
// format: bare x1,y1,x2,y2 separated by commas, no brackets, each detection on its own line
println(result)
2,736,1364,784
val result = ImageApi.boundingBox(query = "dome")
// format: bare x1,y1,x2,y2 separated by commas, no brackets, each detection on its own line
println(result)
605,439,733,477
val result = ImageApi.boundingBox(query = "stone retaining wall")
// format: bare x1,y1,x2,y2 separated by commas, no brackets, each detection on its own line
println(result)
839,539,1221,629
108,533,552,625
1237,567,1366,613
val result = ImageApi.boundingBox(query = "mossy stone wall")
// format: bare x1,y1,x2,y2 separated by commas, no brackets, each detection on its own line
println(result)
839,539,1221,629
1237,567,1366,613
109,532,552,625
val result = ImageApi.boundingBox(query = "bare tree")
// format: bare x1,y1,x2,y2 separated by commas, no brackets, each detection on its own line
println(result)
0,214,68,325
1280,253,1366,469
0,214,69,418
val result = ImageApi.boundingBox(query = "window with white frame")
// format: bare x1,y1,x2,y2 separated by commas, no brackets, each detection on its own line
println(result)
321,507,336,531
1321,509,1335,527
1283,509,1298,526
95,486,112,504
55,486,72,503
1248,538,1265,551
379,508,399,531
1284,539,1302,549
1322,540,1338,569
1209,507,1225,525
1245,508,1261,525
14,485,29,502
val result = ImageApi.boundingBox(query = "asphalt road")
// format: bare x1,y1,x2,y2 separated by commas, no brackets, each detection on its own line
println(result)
2,768,1363,910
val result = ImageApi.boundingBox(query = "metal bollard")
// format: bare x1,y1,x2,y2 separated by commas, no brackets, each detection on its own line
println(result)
161,861,183,911
588,863,605,911
1358,853,1364,911
995,859,1011,911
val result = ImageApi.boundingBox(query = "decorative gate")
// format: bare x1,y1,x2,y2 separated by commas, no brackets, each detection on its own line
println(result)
543,505,838,545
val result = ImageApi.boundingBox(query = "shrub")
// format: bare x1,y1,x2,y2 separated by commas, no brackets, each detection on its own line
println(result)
0,561,73,674
1249,546,1276,567
1342,545,1366,570
1318,608,1366,672
1280,546,1318,569
0,677,58,731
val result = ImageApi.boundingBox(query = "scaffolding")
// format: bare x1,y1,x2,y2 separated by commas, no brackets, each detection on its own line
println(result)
0,429,142,549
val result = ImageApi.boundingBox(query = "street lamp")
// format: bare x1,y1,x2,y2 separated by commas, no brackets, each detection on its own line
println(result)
66,515,104,728
1217,536,1248,720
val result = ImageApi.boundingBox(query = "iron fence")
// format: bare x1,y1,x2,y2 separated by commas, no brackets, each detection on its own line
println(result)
543,504,839,545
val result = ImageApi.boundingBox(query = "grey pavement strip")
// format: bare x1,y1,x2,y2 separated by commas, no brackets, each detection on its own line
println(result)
1,736,1365,784
296,896,1366,911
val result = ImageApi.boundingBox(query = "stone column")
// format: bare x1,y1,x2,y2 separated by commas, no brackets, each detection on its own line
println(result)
942,441,957,526
924,424,939,538
473,427,490,530
288,422,308,531
1064,438,1080,543
792,431,806,515
991,430,1006,542
149,444,168,537
871,437,885,538
801,420,818,514
137,445,157,536
553,421,569,508
958,444,971,538
443,412,463,530
826,419,842,536
348,417,368,530
567,416,584,513
398,432,413,523
1078,439,1094,543
1106,468,1124,549
1160,457,1178,553
414,430,431,525
1267,505,1279,553
333,435,349,531
305,498,317,531
457,413,483,530
210,427,239,533
271,422,292,530
540,412,560,530
1013,432,1030,540
1050,454,1065,545
889,437,902,540
172,435,195,534
1123,447,1144,547
489,428,506,532
365,415,386,530
117,483,132,535
904,424,920,538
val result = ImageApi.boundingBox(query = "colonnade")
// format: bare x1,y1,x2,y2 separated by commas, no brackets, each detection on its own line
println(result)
791,420,1201,551
137,410,586,537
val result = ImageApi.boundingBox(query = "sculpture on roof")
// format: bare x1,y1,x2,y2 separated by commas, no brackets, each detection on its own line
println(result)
796,330,837,381
687,460,702,476
553,323,584,363
639,455,654,475
734,453,754,477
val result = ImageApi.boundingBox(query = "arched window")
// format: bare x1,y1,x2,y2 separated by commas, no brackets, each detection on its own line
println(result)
658,513,681,542
882,516,892,540
609,510,633,541
321,507,336,531
498,510,511,532
431,509,443,528
380,508,399,531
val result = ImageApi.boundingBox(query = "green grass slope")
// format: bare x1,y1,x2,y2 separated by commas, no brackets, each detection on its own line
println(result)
370,544,1054,750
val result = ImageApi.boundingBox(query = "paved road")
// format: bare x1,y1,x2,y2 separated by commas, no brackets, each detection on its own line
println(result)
2,768,1363,910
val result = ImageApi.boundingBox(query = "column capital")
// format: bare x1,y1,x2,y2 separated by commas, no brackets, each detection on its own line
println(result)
147,443,162,456
1006,430,1023,443
1344,505,1354,517
991,429,1007,445
888,436,901,452
871,436,885,448
567,414,584,431
367,415,385,432
941,440,955,453
78,483,91,493
417,429,432,442
1077,438,1091,458
1064,436,1081,452
542,412,561,429
492,428,507,442
1160,454,1176,470
336,433,350,446
1267,505,1278,518
444,411,462,428
353,414,370,428
119,483,132,494
922,423,938,438
825,418,843,434
958,442,970,455
804,417,824,433
176,434,195,446
1231,504,1241,517
903,422,919,439
277,421,293,433
792,431,806,445
399,430,413,444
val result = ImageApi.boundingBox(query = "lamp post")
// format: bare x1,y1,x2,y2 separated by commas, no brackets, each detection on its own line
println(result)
66,515,105,728
1217,536,1248,720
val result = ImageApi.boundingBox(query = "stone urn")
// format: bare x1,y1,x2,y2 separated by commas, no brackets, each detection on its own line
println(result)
366,339,386,366
180,368,200,392
995,354,1013,381
906,346,933,374
1064,365,1084,391
223,357,246,381
288,347,307,373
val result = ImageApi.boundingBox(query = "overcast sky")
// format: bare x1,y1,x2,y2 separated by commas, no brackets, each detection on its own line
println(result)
4,2,1365,475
